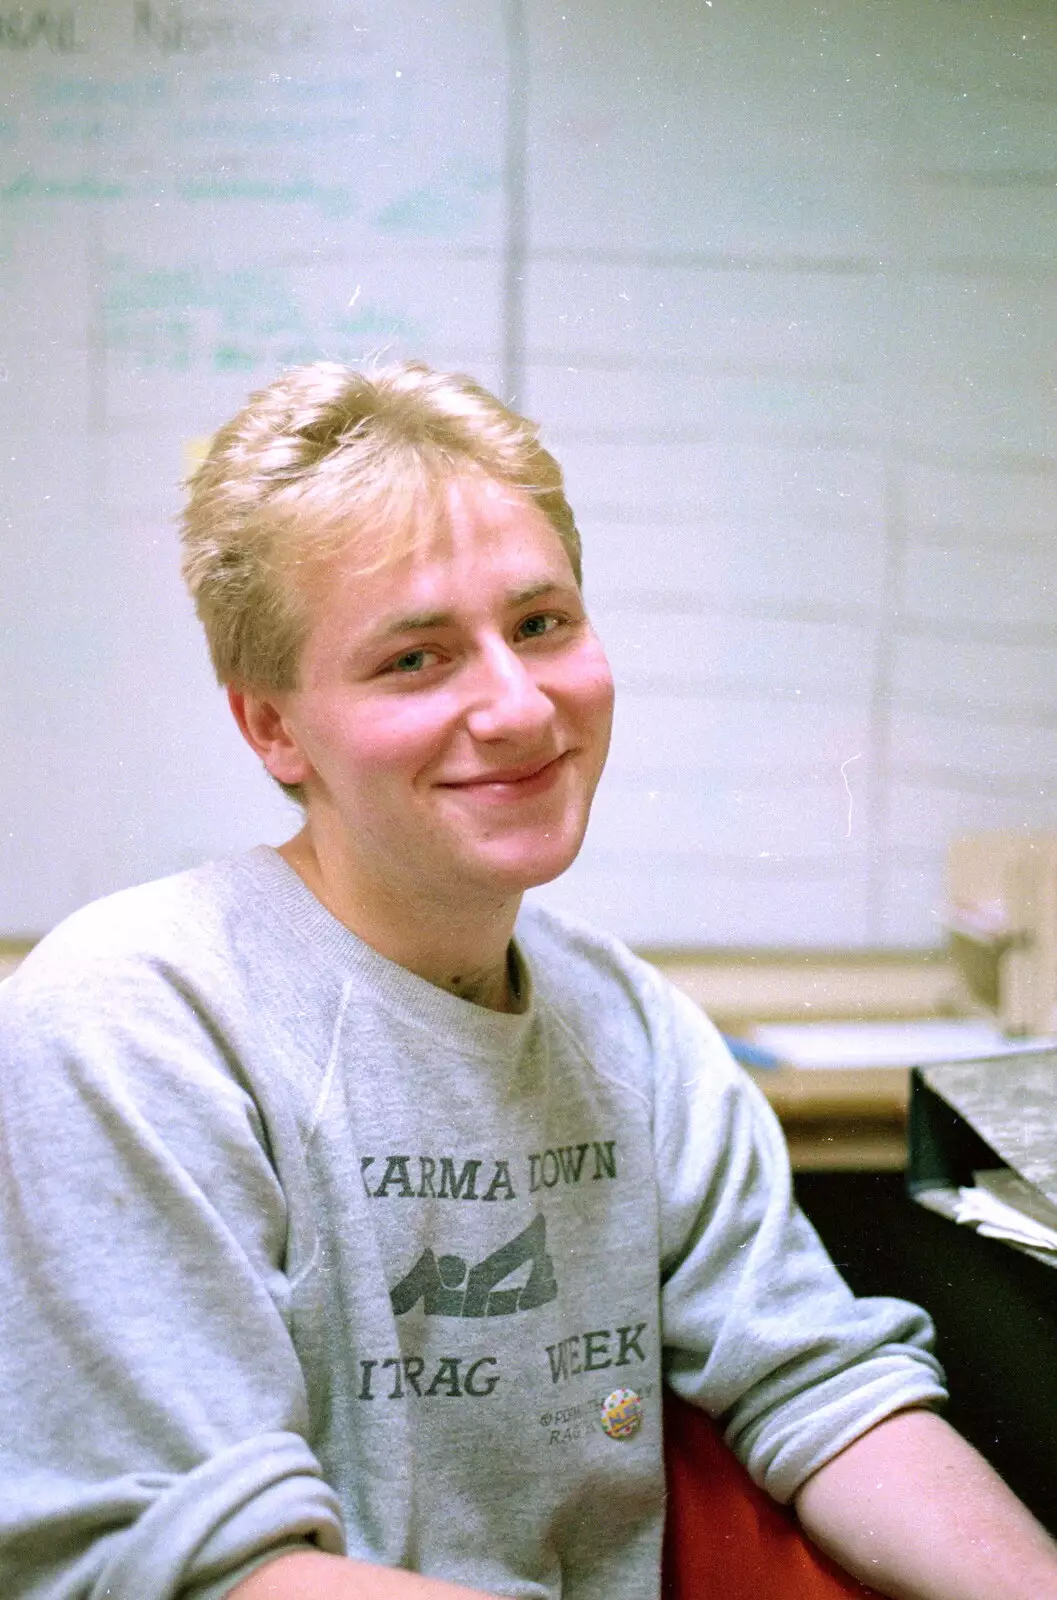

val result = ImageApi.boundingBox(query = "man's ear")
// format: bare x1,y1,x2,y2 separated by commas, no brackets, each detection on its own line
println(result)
227,685,312,787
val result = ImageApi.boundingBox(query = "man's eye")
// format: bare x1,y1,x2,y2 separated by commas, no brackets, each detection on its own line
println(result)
517,613,563,640
388,649,437,675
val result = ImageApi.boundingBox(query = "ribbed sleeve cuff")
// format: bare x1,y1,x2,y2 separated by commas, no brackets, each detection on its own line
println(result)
91,1432,345,1600
727,1356,948,1504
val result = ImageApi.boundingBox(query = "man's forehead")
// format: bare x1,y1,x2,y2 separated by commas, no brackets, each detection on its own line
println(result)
297,470,577,650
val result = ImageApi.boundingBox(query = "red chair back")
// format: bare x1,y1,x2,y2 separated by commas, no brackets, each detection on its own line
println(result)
662,1393,880,1599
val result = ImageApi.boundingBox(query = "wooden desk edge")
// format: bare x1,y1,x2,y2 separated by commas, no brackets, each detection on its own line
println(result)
747,1064,910,1118
747,1065,909,1171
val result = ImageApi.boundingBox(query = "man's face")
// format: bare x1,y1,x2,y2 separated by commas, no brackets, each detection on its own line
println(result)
269,476,614,914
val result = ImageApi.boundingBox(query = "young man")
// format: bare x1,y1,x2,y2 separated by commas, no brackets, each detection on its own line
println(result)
1,361,1055,1600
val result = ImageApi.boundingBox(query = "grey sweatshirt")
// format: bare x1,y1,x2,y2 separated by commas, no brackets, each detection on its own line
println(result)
0,847,946,1600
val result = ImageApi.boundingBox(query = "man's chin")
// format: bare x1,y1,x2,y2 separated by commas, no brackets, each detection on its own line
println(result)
463,836,586,896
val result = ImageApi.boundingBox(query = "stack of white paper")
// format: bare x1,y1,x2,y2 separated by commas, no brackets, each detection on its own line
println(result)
955,1168,1057,1254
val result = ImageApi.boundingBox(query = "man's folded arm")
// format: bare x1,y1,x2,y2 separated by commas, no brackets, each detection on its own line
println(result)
793,1406,1057,1600
227,1551,499,1600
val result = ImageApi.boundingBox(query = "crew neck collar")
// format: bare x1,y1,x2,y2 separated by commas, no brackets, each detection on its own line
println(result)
238,845,537,1056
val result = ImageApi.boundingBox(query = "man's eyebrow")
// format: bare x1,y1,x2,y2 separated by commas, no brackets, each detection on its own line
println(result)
376,580,572,640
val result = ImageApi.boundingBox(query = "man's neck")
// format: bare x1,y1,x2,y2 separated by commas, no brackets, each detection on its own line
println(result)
442,947,522,1013
276,832,523,1013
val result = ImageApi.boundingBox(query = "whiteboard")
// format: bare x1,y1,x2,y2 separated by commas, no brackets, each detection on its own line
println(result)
4,0,1057,947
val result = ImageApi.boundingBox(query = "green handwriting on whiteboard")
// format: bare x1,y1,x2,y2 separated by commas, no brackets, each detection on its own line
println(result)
0,171,357,216
104,264,295,314
27,72,365,147
33,75,169,104
1,173,126,200
102,261,422,374
374,161,501,237
178,178,357,216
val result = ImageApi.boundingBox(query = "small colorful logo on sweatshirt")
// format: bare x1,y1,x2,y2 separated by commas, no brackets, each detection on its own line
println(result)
600,1387,643,1439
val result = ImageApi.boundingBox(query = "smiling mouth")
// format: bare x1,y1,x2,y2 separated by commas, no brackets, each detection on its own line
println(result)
439,753,568,789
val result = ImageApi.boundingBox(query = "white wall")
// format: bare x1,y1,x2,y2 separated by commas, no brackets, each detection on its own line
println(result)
2,0,1055,946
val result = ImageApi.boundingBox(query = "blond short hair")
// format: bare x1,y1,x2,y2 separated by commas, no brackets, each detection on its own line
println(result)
180,360,581,697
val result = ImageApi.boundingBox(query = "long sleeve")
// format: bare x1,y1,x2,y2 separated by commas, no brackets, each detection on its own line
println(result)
652,977,947,1503
0,943,345,1600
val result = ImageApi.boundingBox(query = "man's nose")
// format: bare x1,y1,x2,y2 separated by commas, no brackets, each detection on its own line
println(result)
463,640,555,740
